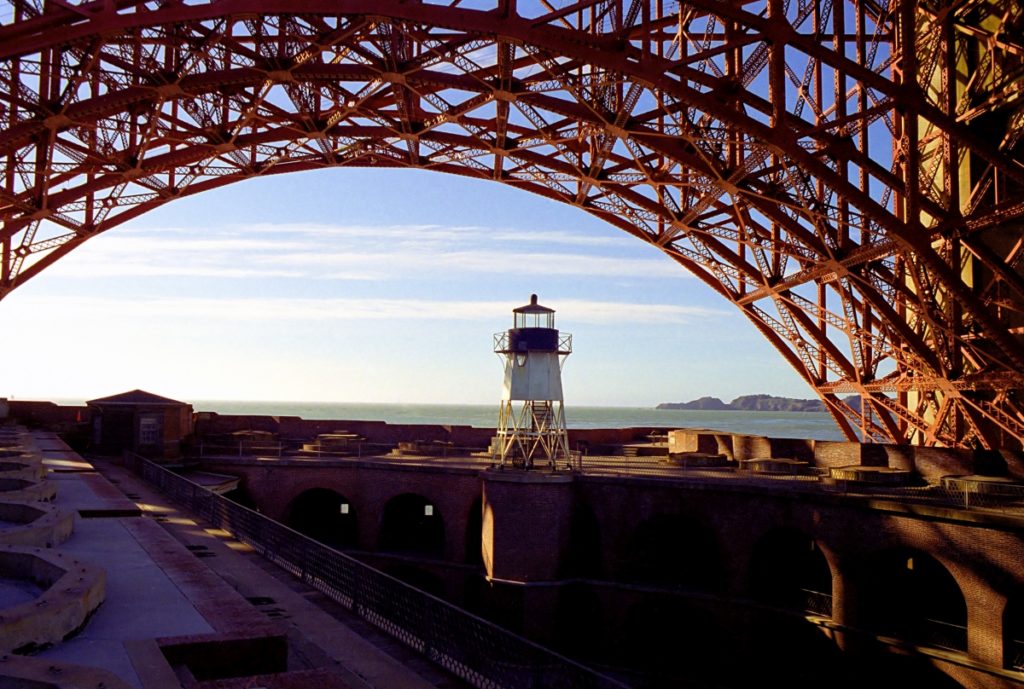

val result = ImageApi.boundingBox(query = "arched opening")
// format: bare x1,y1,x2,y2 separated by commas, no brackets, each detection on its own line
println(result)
285,488,358,549
222,485,256,511
379,493,444,558
861,549,967,651
748,528,832,616
464,497,483,566
1004,592,1024,670
620,514,724,592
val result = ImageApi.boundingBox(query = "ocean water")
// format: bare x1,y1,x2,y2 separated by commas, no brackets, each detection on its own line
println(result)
190,400,847,441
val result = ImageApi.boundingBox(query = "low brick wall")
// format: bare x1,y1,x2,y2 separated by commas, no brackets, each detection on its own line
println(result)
669,429,1024,480
6,401,88,429
12,398,1024,481
196,412,658,450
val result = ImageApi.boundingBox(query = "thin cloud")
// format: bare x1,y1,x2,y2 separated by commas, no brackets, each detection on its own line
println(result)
49,263,305,280
94,236,310,252
145,222,634,248
270,249,683,279
3,295,728,325
43,221,688,281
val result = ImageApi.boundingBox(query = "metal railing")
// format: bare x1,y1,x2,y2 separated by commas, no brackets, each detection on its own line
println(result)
1008,639,1024,671
196,440,492,461
125,453,628,689
577,454,687,476
917,618,968,652
802,589,833,617
197,440,287,458
577,455,824,483
492,331,572,354
930,482,1024,511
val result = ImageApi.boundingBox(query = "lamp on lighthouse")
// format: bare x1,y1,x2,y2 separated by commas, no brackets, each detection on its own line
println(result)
493,294,573,469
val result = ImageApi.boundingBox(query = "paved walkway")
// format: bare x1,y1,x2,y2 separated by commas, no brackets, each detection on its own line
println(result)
32,432,214,687
26,431,463,689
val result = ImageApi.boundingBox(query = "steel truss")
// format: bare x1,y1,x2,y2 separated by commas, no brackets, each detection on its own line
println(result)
0,0,1022,448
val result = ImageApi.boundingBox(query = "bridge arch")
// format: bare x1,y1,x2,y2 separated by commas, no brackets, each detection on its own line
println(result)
0,1,1022,448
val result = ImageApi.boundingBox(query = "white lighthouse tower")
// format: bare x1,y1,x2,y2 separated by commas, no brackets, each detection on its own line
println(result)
493,294,572,469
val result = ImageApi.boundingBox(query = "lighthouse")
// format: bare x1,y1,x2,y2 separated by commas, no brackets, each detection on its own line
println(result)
493,294,573,469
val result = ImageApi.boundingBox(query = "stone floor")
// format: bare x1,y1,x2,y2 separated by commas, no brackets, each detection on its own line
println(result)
22,431,466,689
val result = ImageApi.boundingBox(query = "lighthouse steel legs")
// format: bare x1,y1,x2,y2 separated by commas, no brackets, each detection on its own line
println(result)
496,399,571,469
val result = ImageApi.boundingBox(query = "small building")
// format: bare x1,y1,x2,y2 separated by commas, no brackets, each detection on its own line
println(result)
87,390,193,459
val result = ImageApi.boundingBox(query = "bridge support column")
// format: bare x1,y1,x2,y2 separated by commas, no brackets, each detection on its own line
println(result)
482,471,574,644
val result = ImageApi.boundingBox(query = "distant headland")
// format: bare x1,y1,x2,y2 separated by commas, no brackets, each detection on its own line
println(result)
657,394,828,413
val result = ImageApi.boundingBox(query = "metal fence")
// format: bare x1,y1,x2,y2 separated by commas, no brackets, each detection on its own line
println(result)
196,440,499,461
1009,639,1024,671
196,440,402,459
917,618,968,652
802,589,834,617
929,482,1024,511
125,453,629,689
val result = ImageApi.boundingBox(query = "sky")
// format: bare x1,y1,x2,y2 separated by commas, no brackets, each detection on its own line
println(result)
0,167,814,407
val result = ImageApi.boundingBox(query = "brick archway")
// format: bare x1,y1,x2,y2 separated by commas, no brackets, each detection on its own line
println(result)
285,486,358,549
859,547,968,652
379,491,445,557
748,526,833,616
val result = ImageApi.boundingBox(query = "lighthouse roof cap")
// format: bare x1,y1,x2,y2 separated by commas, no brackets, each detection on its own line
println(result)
513,293,555,314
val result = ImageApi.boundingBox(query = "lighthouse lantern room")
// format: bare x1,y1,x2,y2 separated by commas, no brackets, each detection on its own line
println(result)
493,294,573,469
